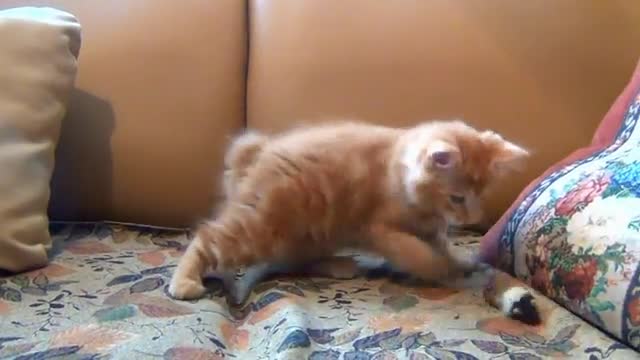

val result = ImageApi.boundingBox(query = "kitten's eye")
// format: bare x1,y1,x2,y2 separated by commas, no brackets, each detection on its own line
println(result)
449,194,465,205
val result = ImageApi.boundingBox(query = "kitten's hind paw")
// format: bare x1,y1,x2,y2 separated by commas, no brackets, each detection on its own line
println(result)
308,256,360,280
223,272,252,307
501,287,541,326
169,277,207,300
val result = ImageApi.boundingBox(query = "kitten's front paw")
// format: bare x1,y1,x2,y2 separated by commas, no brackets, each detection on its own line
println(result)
169,276,206,300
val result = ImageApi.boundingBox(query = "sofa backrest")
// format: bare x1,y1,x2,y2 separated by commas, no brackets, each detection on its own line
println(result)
2,1,640,227
246,0,640,224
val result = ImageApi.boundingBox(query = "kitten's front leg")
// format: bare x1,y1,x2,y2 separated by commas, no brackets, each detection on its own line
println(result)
367,226,471,282
169,235,213,300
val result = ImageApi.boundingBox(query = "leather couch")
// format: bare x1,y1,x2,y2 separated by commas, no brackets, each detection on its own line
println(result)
4,0,640,229
2,2,640,359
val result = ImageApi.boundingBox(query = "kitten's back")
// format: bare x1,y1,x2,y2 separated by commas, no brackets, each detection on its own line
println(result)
226,122,402,247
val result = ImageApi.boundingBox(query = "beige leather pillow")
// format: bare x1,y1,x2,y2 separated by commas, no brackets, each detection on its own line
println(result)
0,7,81,272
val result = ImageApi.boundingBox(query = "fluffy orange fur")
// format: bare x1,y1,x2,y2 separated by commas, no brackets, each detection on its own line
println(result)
169,120,529,300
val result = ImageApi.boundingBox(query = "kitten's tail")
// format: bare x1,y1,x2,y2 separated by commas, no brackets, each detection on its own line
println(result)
223,132,269,197
225,131,268,172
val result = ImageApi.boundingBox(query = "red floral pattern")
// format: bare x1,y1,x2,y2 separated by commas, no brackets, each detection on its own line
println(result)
555,173,611,217
531,265,554,296
488,61,640,352
557,259,599,301
629,297,640,327
514,149,640,350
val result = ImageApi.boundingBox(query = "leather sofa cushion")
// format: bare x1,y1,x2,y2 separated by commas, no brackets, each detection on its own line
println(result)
247,0,640,224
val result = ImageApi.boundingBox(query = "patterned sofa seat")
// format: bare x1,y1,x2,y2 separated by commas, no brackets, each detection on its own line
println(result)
0,222,635,359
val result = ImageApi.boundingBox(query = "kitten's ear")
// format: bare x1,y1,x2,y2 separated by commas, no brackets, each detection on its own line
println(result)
490,137,530,176
427,141,460,169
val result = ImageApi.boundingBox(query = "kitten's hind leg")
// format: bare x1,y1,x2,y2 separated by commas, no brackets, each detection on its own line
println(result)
169,235,213,300
304,256,360,279
223,263,273,306
223,257,360,306
170,215,261,301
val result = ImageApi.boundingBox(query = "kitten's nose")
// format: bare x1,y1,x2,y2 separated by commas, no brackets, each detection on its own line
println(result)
444,214,461,226
467,210,484,225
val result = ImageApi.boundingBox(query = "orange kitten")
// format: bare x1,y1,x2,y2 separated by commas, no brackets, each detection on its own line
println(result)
169,120,528,303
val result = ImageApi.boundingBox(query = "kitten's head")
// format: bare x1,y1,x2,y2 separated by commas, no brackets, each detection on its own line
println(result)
400,120,529,225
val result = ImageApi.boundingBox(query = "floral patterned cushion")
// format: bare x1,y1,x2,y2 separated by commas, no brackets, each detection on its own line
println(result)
483,59,640,350
0,222,634,359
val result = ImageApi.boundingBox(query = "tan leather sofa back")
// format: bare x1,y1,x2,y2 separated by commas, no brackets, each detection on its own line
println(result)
1,0,248,227
4,1,640,227
247,0,640,224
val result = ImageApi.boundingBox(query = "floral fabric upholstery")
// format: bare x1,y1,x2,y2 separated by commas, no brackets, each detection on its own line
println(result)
484,60,640,351
0,222,634,359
